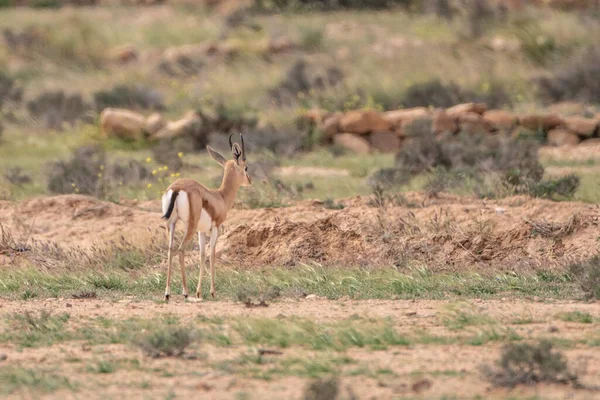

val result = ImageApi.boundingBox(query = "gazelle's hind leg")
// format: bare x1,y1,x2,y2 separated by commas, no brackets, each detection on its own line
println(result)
164,220,177,302
196,232,207,299
178,228,195,299
209,225,219,298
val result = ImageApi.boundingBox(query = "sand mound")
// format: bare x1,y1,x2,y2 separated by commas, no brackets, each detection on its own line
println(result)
2,193,599,272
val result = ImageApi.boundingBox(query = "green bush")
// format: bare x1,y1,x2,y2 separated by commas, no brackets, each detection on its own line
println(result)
568,255,600,299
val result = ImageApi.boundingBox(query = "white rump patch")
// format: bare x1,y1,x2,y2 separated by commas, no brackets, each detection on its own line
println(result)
161,190,174,218
175,191,190,223
197,208,213,233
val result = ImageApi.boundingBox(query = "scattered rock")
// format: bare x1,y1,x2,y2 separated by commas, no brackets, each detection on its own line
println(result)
383,107,429,130
483,110,517,132
333,133,371,154
319,112,343,139
432,109,458,136
519,114,564,131
548,325,560,333
0,354,6,362
145,113,167,136
111,44,138,65
446,102,487,117
369,131,401,153
65,303,72,308
305,294,318,300
547,128,581,147
339,110,391,135
457,112,493,134
100,107,147,141
563,116,598,137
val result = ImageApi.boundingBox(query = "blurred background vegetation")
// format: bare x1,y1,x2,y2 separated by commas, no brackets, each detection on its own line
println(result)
1,0,600,205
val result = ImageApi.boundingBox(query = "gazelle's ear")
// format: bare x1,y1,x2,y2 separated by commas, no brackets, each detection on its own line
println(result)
207,145,226,167
232,143,242,164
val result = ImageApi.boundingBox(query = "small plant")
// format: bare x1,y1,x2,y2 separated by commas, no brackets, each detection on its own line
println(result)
303,377,340,400
4,167,31,185
323,199,345,210
556,311,593,324
133,326,196,358
86,360,116,374
47,145,105,196
93,84,165,112
482,340,578,388
568,255,600,299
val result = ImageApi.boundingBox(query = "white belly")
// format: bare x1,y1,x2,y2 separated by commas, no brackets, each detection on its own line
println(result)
197,208,213,233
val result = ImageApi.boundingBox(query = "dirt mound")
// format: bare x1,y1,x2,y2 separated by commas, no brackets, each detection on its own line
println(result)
1,193,599,272
227,215,364,267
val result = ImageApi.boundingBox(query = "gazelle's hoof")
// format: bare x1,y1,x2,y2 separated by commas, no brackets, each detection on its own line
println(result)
164,294,170,302
183,294,188,299
211,292,216,298
195,292,203,300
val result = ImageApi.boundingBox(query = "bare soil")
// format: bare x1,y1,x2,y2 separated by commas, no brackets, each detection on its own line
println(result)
0,299,599,400
2,193,599,272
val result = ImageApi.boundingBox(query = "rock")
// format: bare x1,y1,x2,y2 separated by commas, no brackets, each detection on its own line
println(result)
333,133,371,154
432,109,457,136
446,102,487,117
579,138,600,147
145,113,167,136
319,112,343,139
339,110,390,135
152,111,203,141
305,294,318,300
383,107,429,129
564,116,598,137
519,114,564,131
99,108,146,141
302,108,329,125
268,37,296,54
488,35,521,52
483,110,517,132
111,45,138,64
547,129,580,147
547,101,588,116
457,112,493,134
369,131,401,153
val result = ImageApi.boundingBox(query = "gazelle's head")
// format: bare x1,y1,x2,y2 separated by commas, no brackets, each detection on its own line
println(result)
207,133,252,187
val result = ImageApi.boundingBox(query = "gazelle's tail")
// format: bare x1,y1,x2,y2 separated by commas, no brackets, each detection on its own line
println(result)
161,190,179,220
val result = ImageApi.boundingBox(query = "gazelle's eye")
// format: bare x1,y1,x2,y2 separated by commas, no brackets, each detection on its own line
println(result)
244,166,248,172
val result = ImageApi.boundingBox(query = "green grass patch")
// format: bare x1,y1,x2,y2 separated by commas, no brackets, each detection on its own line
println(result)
0,367,76,395
555,311,593,324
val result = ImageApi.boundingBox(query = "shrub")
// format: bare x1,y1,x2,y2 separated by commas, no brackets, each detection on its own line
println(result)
94,84,165,112
27,90,91,131
402,79,511,109
4,167,32,185
483,340,578,388
253,0,416,12
133,326,196,358
47,145,105,196
270,60,344,106
537,45,600,104
303,377,340,400
395,133,579,199
568,255,600,299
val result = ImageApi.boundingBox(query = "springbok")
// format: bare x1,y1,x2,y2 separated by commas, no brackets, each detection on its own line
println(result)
160,133,251,302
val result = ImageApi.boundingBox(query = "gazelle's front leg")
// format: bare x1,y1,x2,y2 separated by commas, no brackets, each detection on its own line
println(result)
196,232,207,299
164,221,176,302
209,225,219,298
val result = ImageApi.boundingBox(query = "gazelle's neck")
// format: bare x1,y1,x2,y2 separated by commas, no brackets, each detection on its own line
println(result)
218,165,241,210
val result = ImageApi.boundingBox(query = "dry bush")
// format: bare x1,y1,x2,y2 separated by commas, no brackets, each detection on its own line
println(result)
402,79,511,109
394,132,579,199
569,255,600,300
27,90,91,131
482,340,579,388
253,0,417,12
537,45,600,104
47,145,105,196
303,377,340,400
94,84,165,112
4,167,31,185
47,145,153,197
0,71,23,109
270,60,344,106
133,326,196,358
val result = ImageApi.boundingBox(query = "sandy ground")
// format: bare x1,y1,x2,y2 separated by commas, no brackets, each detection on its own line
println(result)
1,192,599,273
0,299,599,400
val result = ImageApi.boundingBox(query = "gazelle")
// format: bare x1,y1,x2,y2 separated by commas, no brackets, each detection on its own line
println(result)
160,133,251,302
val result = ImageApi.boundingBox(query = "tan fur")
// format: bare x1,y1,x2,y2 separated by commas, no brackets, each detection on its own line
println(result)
162,142,251,301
